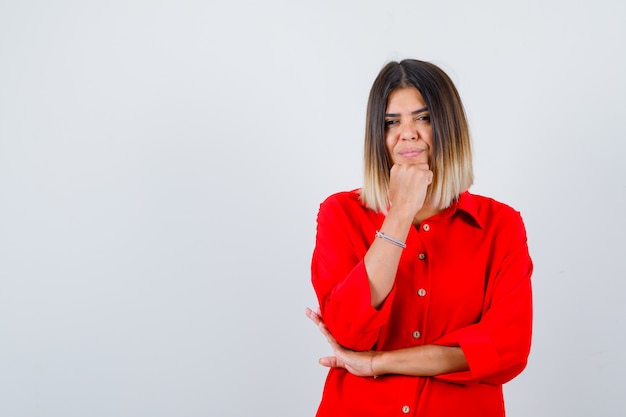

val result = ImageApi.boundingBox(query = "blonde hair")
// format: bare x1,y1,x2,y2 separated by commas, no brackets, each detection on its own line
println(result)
360,59,474,212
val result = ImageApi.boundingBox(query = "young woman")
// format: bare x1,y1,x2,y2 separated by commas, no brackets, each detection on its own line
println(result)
307,59,533,416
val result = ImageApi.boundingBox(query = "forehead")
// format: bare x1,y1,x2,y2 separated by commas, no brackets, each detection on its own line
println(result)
385,87,426,111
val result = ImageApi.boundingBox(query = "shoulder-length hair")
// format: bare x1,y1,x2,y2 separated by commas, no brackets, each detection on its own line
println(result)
360,59,474,212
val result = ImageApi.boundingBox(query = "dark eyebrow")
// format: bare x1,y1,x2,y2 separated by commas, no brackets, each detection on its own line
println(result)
384,106,429,118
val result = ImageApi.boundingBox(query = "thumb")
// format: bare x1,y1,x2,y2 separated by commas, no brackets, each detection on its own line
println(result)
319,356,341,368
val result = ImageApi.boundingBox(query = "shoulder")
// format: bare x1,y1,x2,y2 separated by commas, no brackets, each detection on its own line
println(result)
317,188,378,225
466,192,519,214
319,189,365,211
462,192,528,239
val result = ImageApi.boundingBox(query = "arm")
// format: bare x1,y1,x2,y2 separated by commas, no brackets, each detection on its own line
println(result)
375,345,468,377
306,307,468,377
367,163,433,307
364,202,414,308
312,165,432,350
433,235,533,385
309,209,533,384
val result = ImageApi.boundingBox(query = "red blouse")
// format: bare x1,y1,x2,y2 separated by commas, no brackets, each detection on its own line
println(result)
311,190,533,417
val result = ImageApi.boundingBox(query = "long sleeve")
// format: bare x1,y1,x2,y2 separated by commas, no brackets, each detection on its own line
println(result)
434,210,533,385
311,191,392,350
311,191,534,417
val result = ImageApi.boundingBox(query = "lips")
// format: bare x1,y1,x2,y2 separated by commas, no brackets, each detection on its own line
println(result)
398,148,426,158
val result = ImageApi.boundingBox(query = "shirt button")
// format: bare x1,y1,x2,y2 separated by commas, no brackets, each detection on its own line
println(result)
418,253,426,260
412,330,421,339
417,288,427,297
422,223,430,232
402,405,411,414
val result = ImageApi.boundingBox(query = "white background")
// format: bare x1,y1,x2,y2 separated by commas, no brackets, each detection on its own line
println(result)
1,1,625,416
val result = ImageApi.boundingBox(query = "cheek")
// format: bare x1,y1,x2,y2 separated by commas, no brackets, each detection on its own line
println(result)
422,127,433,145
385,139,398,164
385,134,395,154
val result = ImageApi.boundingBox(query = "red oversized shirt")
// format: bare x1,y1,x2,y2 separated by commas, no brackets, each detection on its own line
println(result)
311,190,533,417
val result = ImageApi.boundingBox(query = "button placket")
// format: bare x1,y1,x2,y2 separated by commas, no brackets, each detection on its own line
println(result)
410,228,430,350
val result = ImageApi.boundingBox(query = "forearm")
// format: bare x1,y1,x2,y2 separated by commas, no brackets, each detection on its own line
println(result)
364,204,414,308
374,345,469,377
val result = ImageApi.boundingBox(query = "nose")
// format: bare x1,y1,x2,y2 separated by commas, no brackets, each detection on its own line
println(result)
400,122,417,141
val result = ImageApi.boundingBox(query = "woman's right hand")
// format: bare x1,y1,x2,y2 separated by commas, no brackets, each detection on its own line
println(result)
387,163,433,217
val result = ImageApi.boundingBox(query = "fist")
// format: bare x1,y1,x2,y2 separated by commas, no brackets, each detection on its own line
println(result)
388,163,433,215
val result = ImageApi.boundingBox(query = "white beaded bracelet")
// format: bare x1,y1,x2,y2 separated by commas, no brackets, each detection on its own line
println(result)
375,230,407,249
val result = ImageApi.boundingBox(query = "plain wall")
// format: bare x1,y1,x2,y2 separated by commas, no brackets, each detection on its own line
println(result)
1,1,625,416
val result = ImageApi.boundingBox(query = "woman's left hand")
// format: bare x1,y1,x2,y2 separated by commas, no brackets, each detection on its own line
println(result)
305,307,377,377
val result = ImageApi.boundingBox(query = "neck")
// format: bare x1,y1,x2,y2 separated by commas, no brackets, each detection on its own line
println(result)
413,203,440,225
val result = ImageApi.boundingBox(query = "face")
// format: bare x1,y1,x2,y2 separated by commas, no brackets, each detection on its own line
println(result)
384,87,432,165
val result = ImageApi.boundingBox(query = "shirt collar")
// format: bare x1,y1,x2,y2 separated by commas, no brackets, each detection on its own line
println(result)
449,191,483,229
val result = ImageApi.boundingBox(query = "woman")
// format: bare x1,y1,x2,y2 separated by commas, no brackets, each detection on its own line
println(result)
307,59,533,416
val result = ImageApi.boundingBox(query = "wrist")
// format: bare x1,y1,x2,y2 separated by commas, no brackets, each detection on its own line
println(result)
370,351,378,378
387,202,420,224
371,351,389,377
375,230,406,249
379,206,414,241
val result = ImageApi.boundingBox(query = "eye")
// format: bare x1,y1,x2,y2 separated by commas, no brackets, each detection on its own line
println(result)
415,114,430,122
384,119,398,128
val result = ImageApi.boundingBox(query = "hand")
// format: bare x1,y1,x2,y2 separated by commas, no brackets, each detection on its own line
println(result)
305,307,377,377
388,163,433,216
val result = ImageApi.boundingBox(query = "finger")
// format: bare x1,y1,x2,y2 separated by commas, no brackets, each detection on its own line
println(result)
320,326,346,357
319,356,341,368
305,307,322,325
317,322,338,343
317,325,344,355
